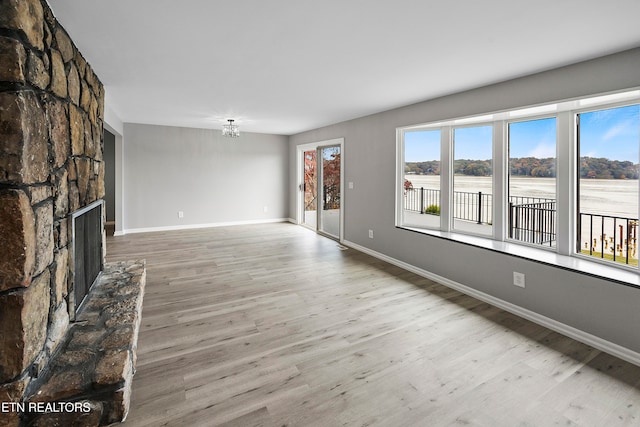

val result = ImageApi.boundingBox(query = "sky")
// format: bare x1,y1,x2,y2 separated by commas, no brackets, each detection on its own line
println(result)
405,129,440,162
509,117,556,159
454,125,492,160
579,104,639,162
404,104,639,162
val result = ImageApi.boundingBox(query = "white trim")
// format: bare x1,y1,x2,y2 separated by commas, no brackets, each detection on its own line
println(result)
394,128,403,227
555,111,573,256
342,238,640,367
119,218,289,235
441,127,452,231
397,88,640,131
104,94,124,135
103,119,124,237
295,138,345,243
401,225,640,287
492,120,506,241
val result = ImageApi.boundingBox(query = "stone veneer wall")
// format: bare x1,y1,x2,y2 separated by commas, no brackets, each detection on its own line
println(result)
0,0,105,424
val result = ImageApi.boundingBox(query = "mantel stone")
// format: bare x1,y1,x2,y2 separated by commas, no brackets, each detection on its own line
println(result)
24,260,146,426
0,189,35,291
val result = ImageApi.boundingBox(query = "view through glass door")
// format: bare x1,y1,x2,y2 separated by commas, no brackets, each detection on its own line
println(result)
298,140,343,240
303,149,317,229
319,145,341,238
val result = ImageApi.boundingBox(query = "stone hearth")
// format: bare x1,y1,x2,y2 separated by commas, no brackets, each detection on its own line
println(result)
23,261,146,426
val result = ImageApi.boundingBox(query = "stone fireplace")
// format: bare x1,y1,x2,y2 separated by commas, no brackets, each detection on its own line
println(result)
0,1,144,426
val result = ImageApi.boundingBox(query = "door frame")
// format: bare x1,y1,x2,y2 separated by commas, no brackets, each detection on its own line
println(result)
103,121,124,236
296,138,345,242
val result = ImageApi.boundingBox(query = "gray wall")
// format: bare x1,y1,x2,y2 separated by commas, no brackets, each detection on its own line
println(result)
289,48,640,353
103,129,116,222
123,123,289,231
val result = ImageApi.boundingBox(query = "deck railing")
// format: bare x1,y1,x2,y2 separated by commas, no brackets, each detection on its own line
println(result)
404,187,440,214
509,197,556,246
403,188,638,265
579,213,638,265
405,188,494,224
404,189,554,243
454,191,492,224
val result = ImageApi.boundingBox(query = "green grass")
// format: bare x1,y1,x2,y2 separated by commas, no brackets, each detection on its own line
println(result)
580,250,638,267
424,204,440,215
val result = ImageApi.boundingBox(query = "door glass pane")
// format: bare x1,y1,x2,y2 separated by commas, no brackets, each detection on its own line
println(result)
453,125,493,235
508,117,557,246
303,150,317,229
577,104,639,267
403,129,441,228
320,146,341,238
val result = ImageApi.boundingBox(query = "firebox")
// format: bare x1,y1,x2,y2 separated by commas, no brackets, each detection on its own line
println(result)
71,200,104,315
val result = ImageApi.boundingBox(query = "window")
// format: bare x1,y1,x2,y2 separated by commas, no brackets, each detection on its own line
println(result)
453,125,493,236
577,104,640,267
396,89,640,275
508,118,557,246
402,129,441,228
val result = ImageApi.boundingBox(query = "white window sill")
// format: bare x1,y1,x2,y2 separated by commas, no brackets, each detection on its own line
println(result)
399,226,640,289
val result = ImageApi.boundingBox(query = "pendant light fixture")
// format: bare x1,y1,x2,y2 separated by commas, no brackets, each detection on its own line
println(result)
222,119,240,138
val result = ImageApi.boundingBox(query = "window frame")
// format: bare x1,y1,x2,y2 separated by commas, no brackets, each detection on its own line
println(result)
396,89,640,279
505,115,559,250
451,122,496,238
572,101,640,271
399,127,444,230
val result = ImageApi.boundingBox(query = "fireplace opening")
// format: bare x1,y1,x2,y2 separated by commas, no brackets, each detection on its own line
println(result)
72,200,104,315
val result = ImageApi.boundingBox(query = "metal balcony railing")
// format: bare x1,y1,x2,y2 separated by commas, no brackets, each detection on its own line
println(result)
579,213,638,265
403,188,640,265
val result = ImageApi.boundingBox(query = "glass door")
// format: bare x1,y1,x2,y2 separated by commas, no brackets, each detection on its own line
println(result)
319,145,341,238
303,149,317,229
298,139,343,240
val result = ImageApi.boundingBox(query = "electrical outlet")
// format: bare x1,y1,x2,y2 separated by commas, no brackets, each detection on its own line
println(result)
348,182,354,189
368,229,374,239
263,206,268,213
178,211,184,219
513,272,525,288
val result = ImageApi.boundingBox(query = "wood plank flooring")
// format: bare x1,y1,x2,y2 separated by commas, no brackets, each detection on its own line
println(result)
106,223,640,426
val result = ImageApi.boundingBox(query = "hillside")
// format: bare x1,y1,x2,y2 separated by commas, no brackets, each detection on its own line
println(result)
405,157,639,179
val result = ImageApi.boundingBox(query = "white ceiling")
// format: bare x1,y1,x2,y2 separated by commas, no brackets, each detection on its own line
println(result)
46,0,640,135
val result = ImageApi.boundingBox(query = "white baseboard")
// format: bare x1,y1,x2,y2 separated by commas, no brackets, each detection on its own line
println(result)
343,239,640,367
118,218,290,235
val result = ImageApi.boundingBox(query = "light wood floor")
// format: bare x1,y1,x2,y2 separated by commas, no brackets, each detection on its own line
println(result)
106,223,640,426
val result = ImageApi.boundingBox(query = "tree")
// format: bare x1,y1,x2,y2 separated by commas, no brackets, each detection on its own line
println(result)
404,179,414,191
463,161,491,176
322,150,341,209
304,151,317,210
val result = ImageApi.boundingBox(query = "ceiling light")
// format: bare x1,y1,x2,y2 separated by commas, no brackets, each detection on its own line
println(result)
222,119,240,138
